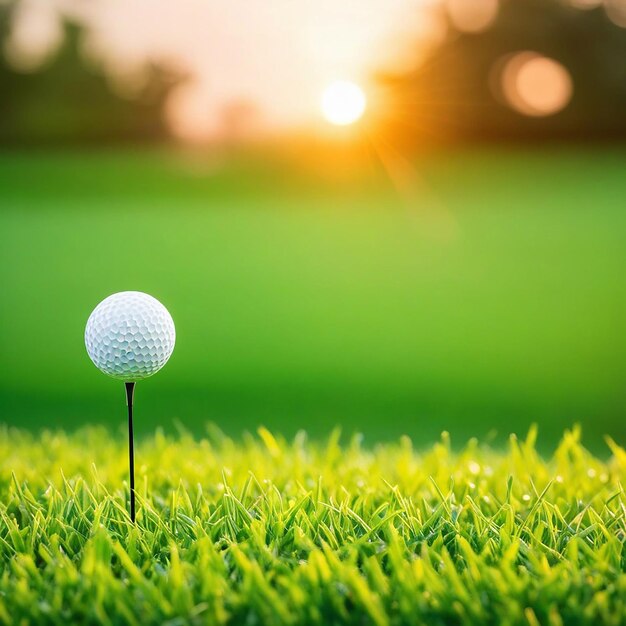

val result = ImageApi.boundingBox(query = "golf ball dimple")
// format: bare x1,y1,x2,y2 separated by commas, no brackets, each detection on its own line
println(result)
85,291,175,381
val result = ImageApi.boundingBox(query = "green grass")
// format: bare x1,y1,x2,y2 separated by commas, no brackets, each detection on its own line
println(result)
1,147,626,448
1,425,625,625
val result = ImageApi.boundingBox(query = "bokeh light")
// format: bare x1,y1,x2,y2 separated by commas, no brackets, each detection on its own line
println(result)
604,0,626,27
446,0,499,33
3,0,62,73
321,80,367,126
165,82,218,142
499,52,573,117
569,0,603,9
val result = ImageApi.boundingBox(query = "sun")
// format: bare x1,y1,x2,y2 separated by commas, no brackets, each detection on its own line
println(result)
321,80,367,126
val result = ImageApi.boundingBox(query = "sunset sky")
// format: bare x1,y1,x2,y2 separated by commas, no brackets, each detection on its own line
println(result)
6,0,447,139
6,0,614,140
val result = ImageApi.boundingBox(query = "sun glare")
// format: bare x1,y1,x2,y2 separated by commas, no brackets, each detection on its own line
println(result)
321,81,366,126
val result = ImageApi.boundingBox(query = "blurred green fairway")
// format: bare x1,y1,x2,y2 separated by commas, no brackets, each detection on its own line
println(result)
0,147,625,449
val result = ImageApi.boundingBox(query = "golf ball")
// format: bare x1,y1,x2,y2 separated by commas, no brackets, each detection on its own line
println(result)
85,291,175,381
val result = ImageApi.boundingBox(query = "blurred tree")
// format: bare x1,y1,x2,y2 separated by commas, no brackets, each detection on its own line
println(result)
383,0,626,144
0,5,181,145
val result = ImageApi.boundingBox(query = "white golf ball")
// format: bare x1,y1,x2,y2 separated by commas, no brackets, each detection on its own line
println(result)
85,291,175,381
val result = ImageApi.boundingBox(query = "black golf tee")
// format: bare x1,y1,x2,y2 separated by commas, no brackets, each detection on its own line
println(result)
125,381,136,523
